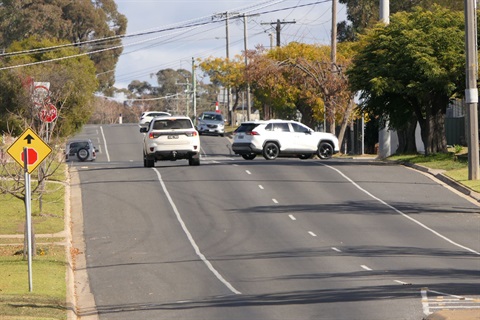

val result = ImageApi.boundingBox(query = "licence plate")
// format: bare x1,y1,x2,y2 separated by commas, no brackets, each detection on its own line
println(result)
238,134,244,139
168,135,179,139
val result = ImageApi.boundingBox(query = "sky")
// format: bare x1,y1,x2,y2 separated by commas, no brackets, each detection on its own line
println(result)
113,0,347,90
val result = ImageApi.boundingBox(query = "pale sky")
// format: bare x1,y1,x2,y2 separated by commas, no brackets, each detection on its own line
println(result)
113,0,347,89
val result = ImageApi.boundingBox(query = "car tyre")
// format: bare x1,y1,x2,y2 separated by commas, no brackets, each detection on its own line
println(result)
263,142,280,160
189,157,200,166
77,148,89,162
241,153,256,160
318,142,333,159
144,152,155,167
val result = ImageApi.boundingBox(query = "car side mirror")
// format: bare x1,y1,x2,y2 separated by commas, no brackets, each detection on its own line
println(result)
140,127,147,133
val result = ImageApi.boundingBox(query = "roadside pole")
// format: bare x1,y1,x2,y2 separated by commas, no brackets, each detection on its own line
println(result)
464,0,480,180
23,147,33,292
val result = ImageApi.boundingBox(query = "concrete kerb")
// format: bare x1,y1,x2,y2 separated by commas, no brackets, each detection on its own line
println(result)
400,161,480,203
68,167,99,320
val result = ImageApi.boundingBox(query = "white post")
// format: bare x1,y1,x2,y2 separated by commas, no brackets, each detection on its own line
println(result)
23,148,33,292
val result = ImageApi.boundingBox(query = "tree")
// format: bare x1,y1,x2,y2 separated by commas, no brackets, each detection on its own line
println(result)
1,36,99,138
247,43,356,147
338,0,463,41
348,6,466,155
0,0,127,91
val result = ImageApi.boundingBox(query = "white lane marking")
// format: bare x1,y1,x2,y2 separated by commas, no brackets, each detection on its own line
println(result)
272,198,278,204
332,247,342,252
394,280,409,285
100,126,110,162
320,163,480,256
308,231,317,237
289,214,296,221
421,288,431,315
258,185,264,190
153,168,241,295
360,265,372,271
245,170,251,175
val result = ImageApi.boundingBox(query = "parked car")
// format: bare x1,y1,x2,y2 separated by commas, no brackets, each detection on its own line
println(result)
139,111,171,127
197,111,225,136
232,119,339,160
140,115,201,167
65,139,98,162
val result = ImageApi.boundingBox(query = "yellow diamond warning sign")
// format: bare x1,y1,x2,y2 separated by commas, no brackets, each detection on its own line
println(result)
7,128,52,174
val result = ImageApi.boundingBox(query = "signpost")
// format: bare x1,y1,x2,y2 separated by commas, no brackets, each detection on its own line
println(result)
6,128,52,292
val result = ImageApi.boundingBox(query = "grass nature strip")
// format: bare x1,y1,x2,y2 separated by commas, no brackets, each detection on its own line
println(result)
0,163,68,320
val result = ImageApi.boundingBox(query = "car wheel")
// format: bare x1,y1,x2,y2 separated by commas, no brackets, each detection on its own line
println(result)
298,154,312,160
189,157,200,166
263,142,280,160
318,142,333,159
241,153,256,160
77,148,89,162
144,152,155,167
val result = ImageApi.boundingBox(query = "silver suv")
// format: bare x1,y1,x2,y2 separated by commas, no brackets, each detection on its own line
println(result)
197,111,225,137
140,115,201,167
232,120,339,160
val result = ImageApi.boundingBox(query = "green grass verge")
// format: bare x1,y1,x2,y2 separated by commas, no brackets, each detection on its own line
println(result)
0,182,65,235
0,245,67,320
389,150,480,193
0,163,67,320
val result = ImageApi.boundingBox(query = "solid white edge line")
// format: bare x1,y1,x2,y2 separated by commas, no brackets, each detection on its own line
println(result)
99,126,110,162
153,168,241,295
331,247,342,252
320,163,480,256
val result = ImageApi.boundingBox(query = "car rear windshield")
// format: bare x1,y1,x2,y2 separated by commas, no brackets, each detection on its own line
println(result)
152,119,193,130
235,123,260,133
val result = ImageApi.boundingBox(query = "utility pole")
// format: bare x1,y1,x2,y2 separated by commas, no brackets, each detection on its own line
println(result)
464,0,479,179
378,0,391,158
327,0,338,133
261,19,296,47
242,14,259,121
192,57,197,125
213,12,239,124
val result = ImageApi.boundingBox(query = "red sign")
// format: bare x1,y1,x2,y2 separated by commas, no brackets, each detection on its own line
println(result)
21,148,38,166
39,104,57,123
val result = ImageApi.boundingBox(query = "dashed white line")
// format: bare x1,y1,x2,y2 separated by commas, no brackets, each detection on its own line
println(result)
331,247,342,252
288,214,296,221
272,198,278,204
394,280,410,285
308,231,317,237
258,185,264,190
360,265,372,271
245,170,251,175
320,163,480,256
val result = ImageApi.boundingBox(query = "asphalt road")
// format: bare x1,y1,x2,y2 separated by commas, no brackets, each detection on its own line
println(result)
70,123,480,320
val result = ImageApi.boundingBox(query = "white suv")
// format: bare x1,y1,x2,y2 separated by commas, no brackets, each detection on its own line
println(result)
140,116,201,167
139,111,171,127
232,120,339,160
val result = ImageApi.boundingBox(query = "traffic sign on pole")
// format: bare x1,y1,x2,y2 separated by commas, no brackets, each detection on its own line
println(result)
6,128,52,174
39,103,57,123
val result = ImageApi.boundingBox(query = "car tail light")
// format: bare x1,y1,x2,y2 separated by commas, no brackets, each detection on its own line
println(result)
247,131,259,135
186,131,198,137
